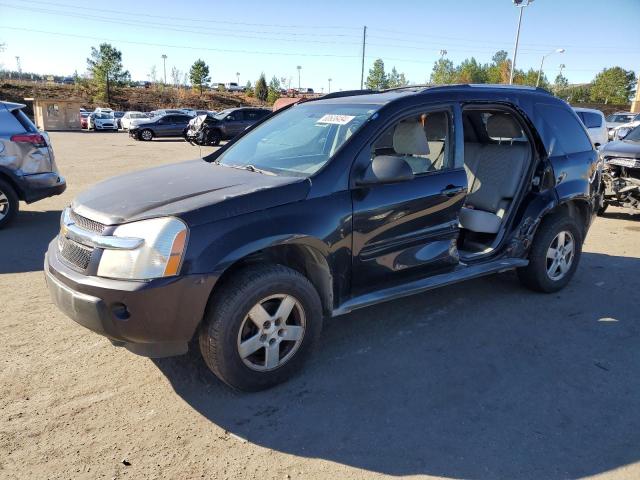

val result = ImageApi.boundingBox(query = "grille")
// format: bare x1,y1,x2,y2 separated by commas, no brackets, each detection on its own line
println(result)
70,210,106,234
59,236,93,271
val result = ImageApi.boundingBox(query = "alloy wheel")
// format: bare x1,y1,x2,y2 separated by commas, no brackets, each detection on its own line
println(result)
0,191,8,220
546,230,575,281
141,130,152,141
237,294,306,371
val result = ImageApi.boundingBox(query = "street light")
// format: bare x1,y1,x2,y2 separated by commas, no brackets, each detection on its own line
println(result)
236,72,240,85
536,48,565,87
161,54,167,84
328,78,332,93
509,0,534,85
296,65,302,90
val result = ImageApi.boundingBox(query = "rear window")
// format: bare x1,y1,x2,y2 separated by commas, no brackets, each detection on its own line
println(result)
578,111,603,129
0,108,37,134
536,103,593,156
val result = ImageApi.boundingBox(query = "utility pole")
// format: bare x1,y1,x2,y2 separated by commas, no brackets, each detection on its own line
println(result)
360,26,367,89
328,78,332,93
15,56,21,80
509,0,534,85
161,54,167,84
297,65,302,90
236,72,240,85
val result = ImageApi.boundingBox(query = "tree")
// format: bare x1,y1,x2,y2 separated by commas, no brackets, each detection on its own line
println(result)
387,67,409,88
148,65,158,83
430,58,456,85
365,59,389,90
486,50,511,84
553,72,569,92
86,43,130,103
590,67,636,104
456,57,487,84
255,73,268,102
170,66,182,87
189,59,210,94
514,68,549,88
267,76,281,104
245,80,252,91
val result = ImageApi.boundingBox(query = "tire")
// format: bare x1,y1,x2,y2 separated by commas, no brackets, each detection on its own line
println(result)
597,202,608,216
517,213,583,293
199,264,323,391
0,178,19,229
139,129,153,141
207,129,222,146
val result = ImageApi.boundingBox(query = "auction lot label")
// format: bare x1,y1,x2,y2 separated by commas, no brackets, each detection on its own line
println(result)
317,114,355,125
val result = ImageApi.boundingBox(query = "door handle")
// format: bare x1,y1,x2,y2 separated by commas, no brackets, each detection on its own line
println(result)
440,185,465,197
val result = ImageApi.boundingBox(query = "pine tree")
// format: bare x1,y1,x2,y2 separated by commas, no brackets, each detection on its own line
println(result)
365,59,389,90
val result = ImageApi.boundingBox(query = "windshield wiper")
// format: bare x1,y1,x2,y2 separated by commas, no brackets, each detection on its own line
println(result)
220,163,276,175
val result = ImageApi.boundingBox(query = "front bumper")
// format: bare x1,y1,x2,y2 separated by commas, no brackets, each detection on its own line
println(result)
45,240,216,357
19,172,66,203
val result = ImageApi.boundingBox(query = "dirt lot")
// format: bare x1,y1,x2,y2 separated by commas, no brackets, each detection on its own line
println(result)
1,131,639,480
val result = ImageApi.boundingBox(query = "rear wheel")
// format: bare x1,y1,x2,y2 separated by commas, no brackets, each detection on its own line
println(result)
0,178,19,229
517,213,583,292
199,264,323,391
140,129,153,141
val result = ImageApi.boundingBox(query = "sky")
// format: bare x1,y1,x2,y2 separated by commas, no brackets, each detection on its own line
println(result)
0,0,639,93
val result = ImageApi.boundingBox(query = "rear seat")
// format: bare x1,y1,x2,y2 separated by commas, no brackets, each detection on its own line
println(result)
459,114,530,234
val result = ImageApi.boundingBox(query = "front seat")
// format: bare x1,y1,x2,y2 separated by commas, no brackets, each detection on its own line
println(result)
459,113,530,234
392,120,431,174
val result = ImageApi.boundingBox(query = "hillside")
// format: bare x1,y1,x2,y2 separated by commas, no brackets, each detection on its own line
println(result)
0,81,261,115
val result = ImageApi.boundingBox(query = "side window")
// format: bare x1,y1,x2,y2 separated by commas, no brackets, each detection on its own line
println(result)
372,110,451,175
536,103,592,155
226,112,238,121
582,112,603,129
245,110,259,120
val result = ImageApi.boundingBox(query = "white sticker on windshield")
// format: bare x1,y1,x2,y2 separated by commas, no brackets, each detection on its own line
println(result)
317,114,355,125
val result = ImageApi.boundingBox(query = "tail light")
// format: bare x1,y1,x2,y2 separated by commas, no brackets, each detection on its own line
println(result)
10,133,47,147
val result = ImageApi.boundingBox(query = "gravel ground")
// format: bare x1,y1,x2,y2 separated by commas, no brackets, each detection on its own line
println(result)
1,131,639,480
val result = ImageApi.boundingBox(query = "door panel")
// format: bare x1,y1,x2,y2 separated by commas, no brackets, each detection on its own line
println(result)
351,169,467,295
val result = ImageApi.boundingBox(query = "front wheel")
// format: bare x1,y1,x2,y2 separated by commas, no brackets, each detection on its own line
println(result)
199,265,323,391
517,214,583,293
207,129,222,146
139,129,153,141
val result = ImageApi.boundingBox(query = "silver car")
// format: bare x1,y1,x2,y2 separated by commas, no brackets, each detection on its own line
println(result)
0,101,66,228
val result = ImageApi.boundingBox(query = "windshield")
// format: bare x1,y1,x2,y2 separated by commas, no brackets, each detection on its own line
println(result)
131,113,146,119
606,114,635,123
214,109,233,120
624,126,640,142
215,102,377,177
95,113,114,119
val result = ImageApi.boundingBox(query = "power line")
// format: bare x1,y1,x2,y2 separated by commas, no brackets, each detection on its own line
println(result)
0,25,362,59
0,3,363,45
10,0,362,30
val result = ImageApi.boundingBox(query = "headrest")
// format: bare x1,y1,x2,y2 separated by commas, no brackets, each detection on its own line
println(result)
424,112,448,140
486,113,521,139
393,121,429,155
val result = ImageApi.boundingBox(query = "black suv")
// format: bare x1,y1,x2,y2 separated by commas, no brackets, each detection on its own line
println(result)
129,113,193,141
0,101,66,228
45,86,600,391
185,107,271,146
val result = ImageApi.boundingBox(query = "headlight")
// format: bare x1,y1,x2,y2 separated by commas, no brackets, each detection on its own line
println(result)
616,127,630,139
97,217,188,280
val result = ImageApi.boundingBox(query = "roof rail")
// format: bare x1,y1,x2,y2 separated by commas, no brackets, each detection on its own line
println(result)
382,84,433,93
318,89,378,100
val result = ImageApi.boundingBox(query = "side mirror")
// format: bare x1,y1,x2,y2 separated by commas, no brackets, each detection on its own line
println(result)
356,155,414,186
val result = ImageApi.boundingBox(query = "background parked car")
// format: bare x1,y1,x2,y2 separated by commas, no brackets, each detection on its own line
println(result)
573,107,608,147
120,111,148,130
80,111,90,129
606,111,636,139
129,113,193,141
87,112,118,131
149,109,185,117
0,101,66,228
184,107,271,146
113,111,125,129
611,114,640,141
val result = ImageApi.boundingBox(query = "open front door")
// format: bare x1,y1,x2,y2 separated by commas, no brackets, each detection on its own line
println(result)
350,106,467,296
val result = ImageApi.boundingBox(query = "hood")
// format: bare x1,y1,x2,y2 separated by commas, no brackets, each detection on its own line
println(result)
72,159,310,226
600,140,640,159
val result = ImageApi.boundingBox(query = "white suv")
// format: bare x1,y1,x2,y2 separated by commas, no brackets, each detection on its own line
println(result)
573,107,608,147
